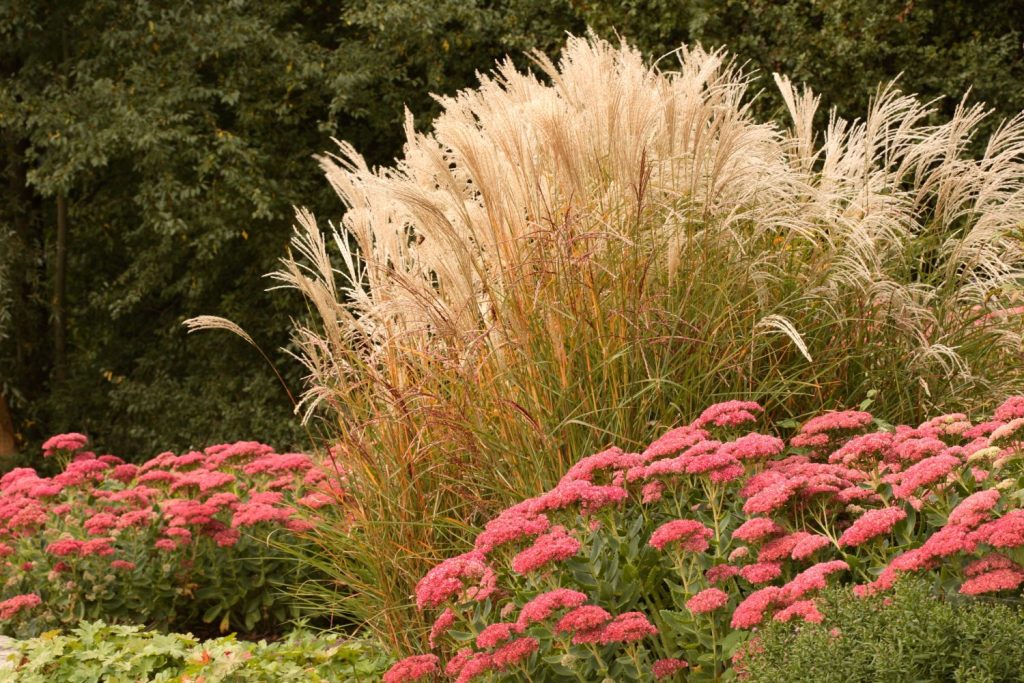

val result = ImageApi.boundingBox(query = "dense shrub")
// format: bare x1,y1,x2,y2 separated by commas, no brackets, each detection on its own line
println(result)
384,396,1024,681
200,35,1024,647
7,620,390,682
0,435,341,638
741,577,1024,682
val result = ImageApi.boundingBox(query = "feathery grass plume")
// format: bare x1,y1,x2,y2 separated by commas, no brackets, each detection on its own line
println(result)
213,34,1024,649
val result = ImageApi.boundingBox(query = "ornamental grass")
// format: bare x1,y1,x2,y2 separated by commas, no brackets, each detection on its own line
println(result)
190,34,1024,649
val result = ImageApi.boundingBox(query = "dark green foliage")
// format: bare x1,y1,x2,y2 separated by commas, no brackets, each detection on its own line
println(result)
0,0,582,459
579,1,1024,140
2,0,1022,458
1,0,336,457
743,578,1024,683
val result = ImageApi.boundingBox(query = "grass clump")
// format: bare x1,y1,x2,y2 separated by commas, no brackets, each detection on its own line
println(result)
192,34,1024,650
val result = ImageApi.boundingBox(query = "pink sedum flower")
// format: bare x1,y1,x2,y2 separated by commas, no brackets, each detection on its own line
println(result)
971,510,1024,549
791,411,873,450
81,537,115,556
516,589,588,629
109,463,139,483
739,562,782,584
415,551,497,610
116,509,155,529
42,432,88,457
694,401,763,429
429,608,456,648
780,560,849,601
758,532,806,562
475,510,550,555
994,396,1024,422
686,588,729,614
0,593,41,619
722,433,785,461
555,605,612,636
948,489,1000,527
731,587,781,629
791,533,832,560
641,481,665,503
444,649,474,678
742,481,797,515
511,526,580,574
649,519,713,552
732,517,784,543
964,553,1018,577
559,446,638,484
706,564,740,585
960,568,1024,595
213,528,241,547
643,425,710,461
653,658,689,679
382,654,439,683
46,539,84,557
491,637,538,669
839,507,907,547
476,622,518,649
453,652,494,683
83,513,118,536
892,453,961,499
773,599,824,623
596,611,658,644
230,502,291,527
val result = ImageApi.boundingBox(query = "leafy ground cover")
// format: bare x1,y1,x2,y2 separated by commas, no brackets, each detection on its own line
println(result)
0,435,342,638
384,395,1024,681
6,621,390,682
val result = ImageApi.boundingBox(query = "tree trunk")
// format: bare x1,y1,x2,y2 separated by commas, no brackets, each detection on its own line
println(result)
53,193,68,383
0,393,14,457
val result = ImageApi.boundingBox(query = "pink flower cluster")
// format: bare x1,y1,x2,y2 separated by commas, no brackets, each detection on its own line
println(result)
649,519,713,552
838,507,906,547
686,588,729,614
398,396,1024,680
41,433,88,458
415,552,497,609
0,437,342,632
382,654,439,683
791,411,873,452
511,526,580,574
0,593,40,619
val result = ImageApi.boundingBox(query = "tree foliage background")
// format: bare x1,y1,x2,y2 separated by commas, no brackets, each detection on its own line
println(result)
1,0,1021,459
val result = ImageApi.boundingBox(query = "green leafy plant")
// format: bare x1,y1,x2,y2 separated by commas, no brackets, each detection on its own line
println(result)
740,577,1024,683
8,621,391,682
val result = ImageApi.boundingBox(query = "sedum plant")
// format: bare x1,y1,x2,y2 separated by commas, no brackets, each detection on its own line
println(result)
384,396,1024,681
0,435,341,638
192,34,1024,647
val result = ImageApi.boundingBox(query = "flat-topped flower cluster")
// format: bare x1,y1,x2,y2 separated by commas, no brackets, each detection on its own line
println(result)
384,397,1024,682
0,436,342,638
